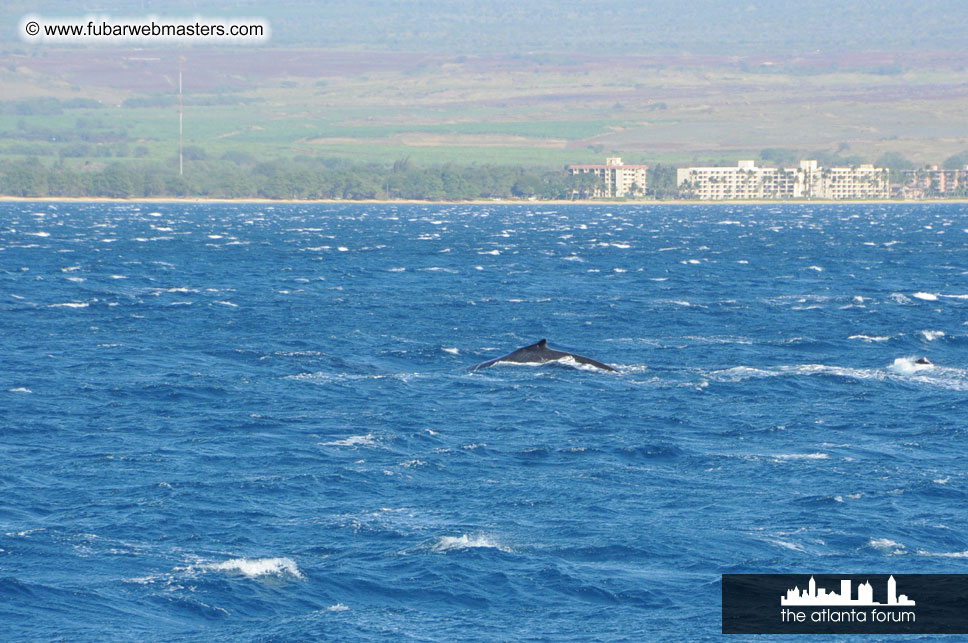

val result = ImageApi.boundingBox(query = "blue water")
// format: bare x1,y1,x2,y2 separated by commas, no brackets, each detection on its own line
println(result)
2,202,967,641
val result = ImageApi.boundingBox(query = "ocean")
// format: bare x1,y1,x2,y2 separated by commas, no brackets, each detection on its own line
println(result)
1,201,966,641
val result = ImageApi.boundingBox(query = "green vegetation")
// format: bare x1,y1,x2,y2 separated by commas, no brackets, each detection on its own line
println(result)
3,45,968,173
8,152,961,201
943,150,968,169
2,43,968,201
0,156,614,200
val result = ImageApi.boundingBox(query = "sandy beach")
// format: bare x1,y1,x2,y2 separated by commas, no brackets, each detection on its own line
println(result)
2,195,965,206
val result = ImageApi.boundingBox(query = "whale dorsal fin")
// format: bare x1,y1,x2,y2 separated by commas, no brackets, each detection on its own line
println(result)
467,339,615,371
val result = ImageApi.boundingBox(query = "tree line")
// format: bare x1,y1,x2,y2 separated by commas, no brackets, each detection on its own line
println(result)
0,157,629,201
1,153,965,201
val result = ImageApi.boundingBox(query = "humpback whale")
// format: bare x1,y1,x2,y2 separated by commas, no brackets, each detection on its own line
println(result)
915,357,933,366
468,339,617,372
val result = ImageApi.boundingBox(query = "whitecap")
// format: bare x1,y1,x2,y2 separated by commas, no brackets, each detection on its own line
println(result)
327,603,349,612
431,534,512,553
889,357,933,375
711,365,777,381
920,330,945,341
215,301,239,307
767,539,806,552
8,387,31,393
771,453,829,461
868,538,906,555
917,549,968,558
318,434,377,448
913,292,939,301
49,302,89,308
203,557,304,579
848,335,890,342
793,364,884,382
442,347,459,355
5,528,44,537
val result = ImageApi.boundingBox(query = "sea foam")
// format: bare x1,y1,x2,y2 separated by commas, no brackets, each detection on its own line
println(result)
318,434,378,448
889,357,934,375
431,534,512,553
203,557,304,579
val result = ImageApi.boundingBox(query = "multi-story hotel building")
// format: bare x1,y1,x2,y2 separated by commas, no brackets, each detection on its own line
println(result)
568,157,648,198
812,163,889,199
901,165,968,197
677,160,889,200
675,160,801,200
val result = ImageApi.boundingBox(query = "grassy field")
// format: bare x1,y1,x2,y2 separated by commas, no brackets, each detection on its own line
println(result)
1,48,967,170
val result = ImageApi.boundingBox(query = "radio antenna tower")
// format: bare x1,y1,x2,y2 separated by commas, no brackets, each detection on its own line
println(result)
178,53,184,176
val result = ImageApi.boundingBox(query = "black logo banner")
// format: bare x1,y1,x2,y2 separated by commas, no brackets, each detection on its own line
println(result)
723,574,968,634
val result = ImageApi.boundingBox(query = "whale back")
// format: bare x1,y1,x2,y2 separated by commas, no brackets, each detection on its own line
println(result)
468,339,616,372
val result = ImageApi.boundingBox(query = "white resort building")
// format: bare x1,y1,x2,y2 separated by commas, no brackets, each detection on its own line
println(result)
677,160,889,200
568,157,648,198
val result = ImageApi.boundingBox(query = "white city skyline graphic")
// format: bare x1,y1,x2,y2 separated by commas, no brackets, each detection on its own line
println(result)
781,576,915,607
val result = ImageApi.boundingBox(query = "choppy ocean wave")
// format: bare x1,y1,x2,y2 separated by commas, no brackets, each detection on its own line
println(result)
2,202,966,640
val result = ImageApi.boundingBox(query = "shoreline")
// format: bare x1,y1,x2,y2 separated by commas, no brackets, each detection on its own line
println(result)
1,195,966,206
